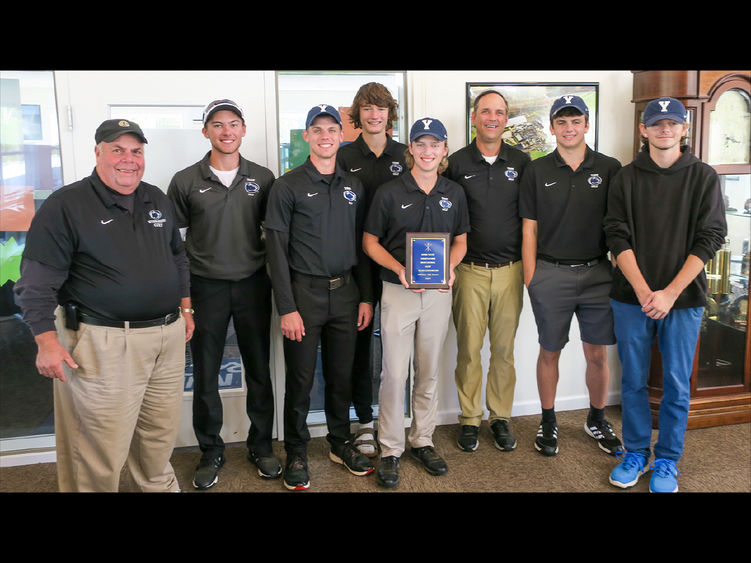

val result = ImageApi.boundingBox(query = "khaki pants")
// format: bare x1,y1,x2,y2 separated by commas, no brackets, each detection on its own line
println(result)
452,261,523,426
53,307,185,492
377,282,452,458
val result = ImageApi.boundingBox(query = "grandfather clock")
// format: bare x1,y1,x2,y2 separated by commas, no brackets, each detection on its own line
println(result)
631,70,751,429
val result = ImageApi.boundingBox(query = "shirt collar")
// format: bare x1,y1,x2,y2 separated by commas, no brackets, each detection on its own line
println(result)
89,169,149,208
552,145,595,170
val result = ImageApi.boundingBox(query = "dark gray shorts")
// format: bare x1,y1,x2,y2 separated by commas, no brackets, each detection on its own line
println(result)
527,259,615,351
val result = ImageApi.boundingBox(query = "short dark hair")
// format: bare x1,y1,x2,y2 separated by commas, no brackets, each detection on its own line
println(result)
550,106,589,125
472,89,509,115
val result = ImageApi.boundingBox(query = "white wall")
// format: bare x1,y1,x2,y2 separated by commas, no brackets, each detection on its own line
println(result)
53,69,635,431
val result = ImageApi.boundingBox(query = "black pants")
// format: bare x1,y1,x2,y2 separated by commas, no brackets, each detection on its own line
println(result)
283,272,359,456
190,270,273,459
351,269,382,424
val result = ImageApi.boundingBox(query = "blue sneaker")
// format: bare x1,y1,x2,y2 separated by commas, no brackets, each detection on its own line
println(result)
609,451,648,488
649,458,680,493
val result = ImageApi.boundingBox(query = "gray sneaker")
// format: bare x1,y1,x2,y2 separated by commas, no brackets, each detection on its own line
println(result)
192,454,225,490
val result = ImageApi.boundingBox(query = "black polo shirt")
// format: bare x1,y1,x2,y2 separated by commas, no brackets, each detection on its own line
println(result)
445,139,531,263
364,172,470,285
337,134,408,210
167,152,275,281
265,157,366,278
519,147,621,262
22,170,187,321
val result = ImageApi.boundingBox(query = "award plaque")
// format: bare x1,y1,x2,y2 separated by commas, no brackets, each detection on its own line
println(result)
405,232,450,289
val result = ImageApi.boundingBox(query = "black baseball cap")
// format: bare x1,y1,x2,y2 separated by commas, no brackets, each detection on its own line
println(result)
95,119,148,144
202,99,244,125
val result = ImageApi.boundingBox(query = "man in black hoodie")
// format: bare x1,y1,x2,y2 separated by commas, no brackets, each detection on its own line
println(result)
604,97,727,493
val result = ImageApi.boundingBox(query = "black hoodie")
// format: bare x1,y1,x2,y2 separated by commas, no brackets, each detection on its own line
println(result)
604,147,727,309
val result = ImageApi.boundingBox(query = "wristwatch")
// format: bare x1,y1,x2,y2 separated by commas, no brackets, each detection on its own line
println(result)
180,307,195,314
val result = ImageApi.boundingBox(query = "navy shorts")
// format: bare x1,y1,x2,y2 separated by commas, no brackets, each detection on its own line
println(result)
527,258,615,351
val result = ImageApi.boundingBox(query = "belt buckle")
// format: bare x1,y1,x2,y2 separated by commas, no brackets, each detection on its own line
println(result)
328,276,343,290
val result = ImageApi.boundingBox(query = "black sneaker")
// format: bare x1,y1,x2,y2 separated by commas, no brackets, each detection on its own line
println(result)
329,441,375,476
534,422,558,456
283,454,310,491
457,425,479,452
247,450,282,479
376,456,400,488
410,446,448,476
584,418,624,455
490,419,517,451
192,454,225,490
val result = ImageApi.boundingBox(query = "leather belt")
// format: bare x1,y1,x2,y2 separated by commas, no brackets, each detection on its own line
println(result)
463,260,514,269
540,257,603,268
292,270,351,290
79,310,181,329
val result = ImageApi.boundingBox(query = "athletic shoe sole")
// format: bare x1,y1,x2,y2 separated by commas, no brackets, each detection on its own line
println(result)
457,439,479,452
329,451,375,476
609,471,644,489
192,476,218,490
283,480,310,491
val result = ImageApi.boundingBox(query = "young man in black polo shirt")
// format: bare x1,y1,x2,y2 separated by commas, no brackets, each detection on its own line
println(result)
265,104,375,490
363,118,469,488
520,95,623,458
605,97,726,492
337,82,408,457
445,89,531,453
15,119,193,492
167,99,279,490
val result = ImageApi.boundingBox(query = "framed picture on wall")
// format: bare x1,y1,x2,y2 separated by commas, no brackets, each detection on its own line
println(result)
467,82,599,160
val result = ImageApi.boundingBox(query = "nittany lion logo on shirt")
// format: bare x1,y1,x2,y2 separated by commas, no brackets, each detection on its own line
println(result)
587,174,603,189
505,167,518,181
343,187,357,205
147,209,166,227
439,197,452,211
244,180,260,196
390,162,403,175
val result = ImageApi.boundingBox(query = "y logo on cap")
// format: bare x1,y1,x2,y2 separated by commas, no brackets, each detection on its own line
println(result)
563,96,573,104
658,100,671,113
421,119,433,130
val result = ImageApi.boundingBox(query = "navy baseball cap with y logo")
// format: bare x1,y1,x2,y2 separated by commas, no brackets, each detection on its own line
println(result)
409,117,448,143
642,97,688,126
305,104,342,128
550,95,590,120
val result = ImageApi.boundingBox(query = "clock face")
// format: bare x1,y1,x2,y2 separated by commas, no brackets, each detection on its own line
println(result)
708,88,751,166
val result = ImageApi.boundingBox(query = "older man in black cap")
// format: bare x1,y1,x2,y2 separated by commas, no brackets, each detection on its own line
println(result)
15,118,193,492
168,99,279,490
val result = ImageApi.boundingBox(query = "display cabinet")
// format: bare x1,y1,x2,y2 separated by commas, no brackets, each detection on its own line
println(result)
631,70,751,429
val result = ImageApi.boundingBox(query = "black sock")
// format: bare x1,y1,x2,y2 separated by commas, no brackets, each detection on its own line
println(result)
588,404,604,423
541,408,556,424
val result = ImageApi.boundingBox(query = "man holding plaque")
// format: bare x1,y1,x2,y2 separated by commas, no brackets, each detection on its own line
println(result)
337,82,408,457
444,89,531,453
363,118,469,488
265,104,375,491
519,95,623,458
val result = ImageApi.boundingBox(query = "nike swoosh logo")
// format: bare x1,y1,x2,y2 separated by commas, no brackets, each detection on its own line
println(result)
401,203,413,209
464,174,476,179
307,192,318,197
101,219,113,224
199,188,211,193
350,168,362,172
545,182,557,187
